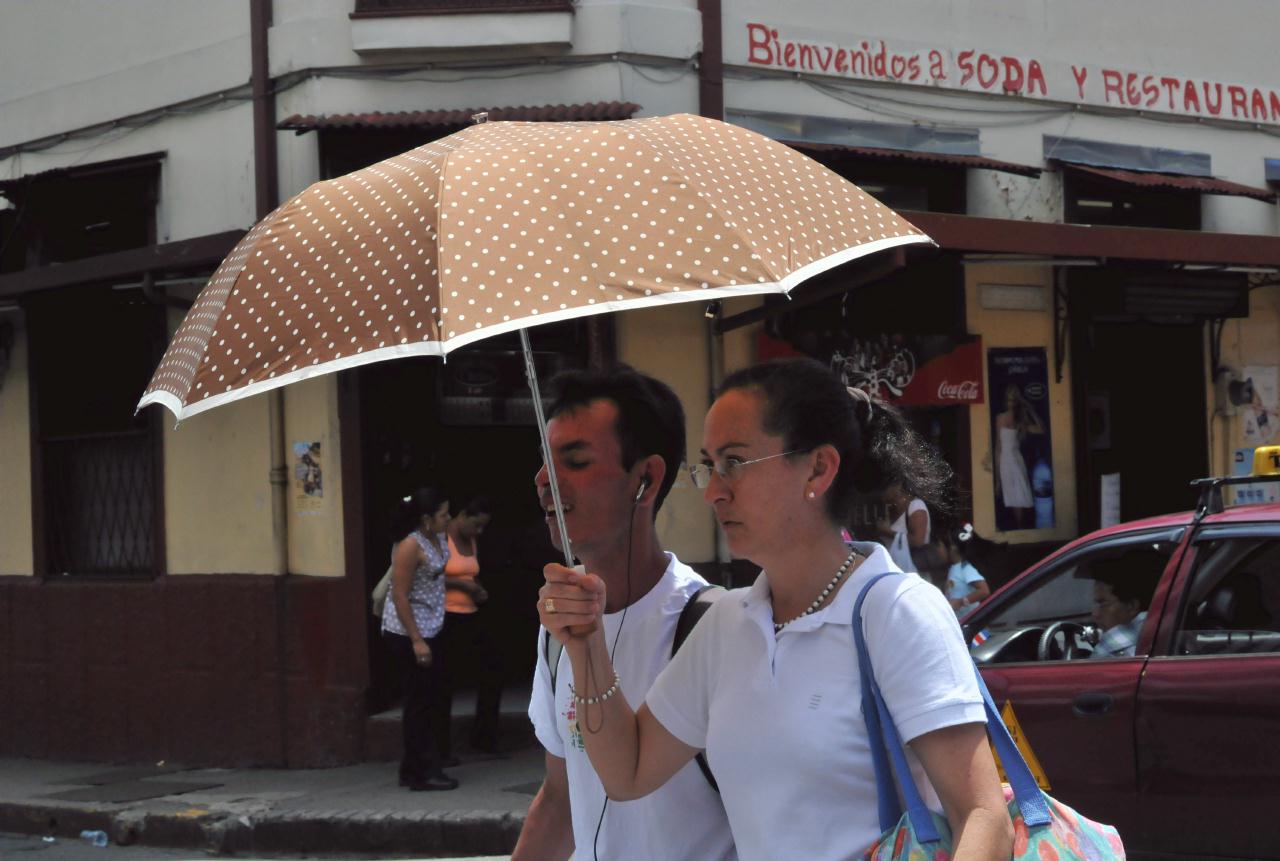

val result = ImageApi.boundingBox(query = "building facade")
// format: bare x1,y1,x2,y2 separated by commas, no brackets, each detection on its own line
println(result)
1,0,1277,765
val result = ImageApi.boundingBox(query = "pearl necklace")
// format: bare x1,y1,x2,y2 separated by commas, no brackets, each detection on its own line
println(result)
773,547,860,633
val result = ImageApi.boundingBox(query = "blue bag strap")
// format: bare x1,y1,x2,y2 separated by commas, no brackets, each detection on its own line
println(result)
972,667,1051,826
853,573,1052,843
853,573,940,840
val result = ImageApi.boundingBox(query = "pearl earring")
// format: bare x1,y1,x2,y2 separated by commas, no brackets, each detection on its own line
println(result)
808,491,816,499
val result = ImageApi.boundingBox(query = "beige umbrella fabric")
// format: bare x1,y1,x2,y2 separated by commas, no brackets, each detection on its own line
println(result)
139,113,931,422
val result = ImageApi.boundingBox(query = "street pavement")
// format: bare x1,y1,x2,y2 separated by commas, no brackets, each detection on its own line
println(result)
0,691,544,859
0,833,509,860
0,834,504,859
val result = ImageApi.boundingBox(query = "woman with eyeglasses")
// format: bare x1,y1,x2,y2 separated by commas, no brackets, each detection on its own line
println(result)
538,358,1012,860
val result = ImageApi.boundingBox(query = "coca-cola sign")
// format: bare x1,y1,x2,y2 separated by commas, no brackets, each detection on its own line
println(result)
938,380,982,401
758,332,985,407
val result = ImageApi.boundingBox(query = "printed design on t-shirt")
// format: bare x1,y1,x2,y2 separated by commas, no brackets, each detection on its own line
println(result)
564,697,585,751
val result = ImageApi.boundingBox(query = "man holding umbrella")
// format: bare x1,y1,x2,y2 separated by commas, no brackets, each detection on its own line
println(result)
512,366,734,861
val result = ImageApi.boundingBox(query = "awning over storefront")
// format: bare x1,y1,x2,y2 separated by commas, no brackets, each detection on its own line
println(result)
278,101,641,134
788,141,1042,177
905,211,1280,268
1058,162,1276,202
0,230,243,299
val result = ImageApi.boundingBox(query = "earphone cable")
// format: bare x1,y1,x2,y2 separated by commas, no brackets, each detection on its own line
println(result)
591,490,637,860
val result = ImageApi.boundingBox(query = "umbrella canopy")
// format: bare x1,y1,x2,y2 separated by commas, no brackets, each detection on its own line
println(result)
139,113,931,422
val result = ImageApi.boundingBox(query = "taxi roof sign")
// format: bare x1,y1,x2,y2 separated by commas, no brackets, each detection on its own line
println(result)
1253,446,1280,476
1192,468,1280,518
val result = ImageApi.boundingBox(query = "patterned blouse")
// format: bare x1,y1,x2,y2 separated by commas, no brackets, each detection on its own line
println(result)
381,530,451,639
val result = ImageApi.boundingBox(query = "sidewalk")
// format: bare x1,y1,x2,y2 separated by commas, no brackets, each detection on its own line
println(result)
0,690,544,858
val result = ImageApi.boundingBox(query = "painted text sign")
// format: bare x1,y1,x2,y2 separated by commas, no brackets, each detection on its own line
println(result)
742,23,1280,126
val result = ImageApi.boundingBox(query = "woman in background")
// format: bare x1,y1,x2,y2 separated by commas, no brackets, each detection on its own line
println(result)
382,487,457,791
441,496,505,757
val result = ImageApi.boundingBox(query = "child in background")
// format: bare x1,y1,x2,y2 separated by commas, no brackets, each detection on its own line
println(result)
945,523,991,617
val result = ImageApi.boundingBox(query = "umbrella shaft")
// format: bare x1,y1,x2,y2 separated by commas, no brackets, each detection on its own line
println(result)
521,329,575,569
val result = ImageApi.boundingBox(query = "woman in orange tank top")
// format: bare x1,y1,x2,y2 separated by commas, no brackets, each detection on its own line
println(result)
440,497,503,757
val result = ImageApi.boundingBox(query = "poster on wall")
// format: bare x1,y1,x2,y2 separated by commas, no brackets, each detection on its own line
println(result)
293,440,323,513
1241,365,1279,447
988,348,1054,531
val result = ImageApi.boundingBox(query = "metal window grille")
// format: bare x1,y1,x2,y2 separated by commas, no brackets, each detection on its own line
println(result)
43,430,155,576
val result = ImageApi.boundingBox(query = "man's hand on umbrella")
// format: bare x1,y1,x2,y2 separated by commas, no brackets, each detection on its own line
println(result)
539,563,605,645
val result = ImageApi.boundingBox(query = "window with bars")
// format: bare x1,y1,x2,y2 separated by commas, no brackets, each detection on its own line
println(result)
27,289,165,576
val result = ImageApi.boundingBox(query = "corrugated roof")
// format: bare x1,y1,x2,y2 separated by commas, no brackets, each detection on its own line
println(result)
1063,162,1276,203
278,102,642,134
785,141,1041,177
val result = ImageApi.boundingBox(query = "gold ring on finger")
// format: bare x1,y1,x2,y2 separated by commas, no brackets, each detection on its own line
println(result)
544,598,557,613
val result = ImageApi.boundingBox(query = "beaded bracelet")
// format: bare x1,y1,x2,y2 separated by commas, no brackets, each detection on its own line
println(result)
569,673,622,706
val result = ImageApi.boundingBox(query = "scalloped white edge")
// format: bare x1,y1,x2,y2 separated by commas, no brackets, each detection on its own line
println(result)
137,233,933,424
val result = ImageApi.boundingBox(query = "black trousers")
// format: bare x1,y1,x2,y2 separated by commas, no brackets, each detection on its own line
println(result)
439,610,504,754
384,630,449,782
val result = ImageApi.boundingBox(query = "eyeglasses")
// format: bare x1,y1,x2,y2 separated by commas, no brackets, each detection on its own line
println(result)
688,450,801,489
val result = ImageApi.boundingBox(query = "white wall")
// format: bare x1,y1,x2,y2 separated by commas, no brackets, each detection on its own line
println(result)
0,1,249,150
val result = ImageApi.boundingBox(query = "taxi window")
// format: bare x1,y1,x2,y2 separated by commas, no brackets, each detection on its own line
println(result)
1175,538,1280,656
973,540,1175,664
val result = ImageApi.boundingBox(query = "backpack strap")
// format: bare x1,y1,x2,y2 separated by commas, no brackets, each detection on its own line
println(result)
673,584,725,793
672,584,725,656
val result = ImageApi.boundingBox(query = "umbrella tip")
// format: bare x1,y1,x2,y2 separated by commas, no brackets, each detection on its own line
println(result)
471,111,489,124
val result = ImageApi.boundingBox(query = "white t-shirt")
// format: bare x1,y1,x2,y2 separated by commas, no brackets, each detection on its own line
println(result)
528,553,736,861
945,561,986,616
646,542,985,861
887,498,930,574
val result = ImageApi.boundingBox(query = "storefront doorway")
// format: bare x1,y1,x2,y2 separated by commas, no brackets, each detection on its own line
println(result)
1070,273,1221,531
358,328,586,713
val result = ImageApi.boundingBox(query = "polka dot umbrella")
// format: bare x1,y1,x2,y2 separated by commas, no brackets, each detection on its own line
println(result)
138,112,931,561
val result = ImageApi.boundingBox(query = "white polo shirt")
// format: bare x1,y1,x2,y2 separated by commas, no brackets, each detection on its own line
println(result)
646,542,985,861
528,553,736,861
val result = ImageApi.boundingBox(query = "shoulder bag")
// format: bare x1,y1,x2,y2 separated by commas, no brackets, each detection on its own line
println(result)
852,572,1125,860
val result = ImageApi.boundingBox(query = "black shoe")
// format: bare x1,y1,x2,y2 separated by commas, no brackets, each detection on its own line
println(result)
440,755,461,769
408,773,459,792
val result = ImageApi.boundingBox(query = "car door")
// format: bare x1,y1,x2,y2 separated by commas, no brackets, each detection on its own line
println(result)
965,528,1183,842
1136,524,1280,860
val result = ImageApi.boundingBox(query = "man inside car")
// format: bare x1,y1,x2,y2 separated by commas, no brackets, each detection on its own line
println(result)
1089,575,1154,659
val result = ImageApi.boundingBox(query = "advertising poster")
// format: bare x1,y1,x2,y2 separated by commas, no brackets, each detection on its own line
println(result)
759,331,984,407
293,440,323,512
987,348,1054,531
1241,365,1279,447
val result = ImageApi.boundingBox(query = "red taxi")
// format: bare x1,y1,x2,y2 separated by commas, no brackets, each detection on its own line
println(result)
963,457,1280,861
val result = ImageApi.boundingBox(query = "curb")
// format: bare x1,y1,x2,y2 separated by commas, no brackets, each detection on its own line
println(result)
0,801,524,857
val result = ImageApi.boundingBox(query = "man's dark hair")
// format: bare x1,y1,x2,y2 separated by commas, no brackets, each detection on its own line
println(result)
1089,555,1161,608
547,365,686,515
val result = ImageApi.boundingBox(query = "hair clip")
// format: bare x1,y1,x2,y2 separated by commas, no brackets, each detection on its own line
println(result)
957,522,974,542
